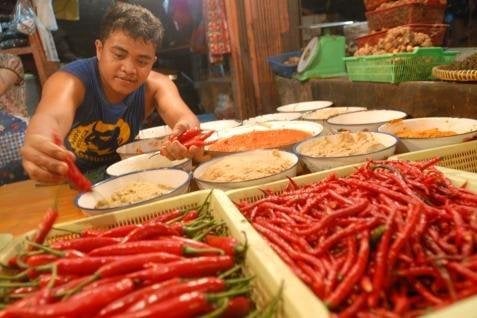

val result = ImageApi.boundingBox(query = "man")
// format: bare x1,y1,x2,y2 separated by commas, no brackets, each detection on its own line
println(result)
21,2,203,184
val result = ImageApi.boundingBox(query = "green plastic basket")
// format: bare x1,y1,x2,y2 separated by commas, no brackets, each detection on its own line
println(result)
344,47,457,83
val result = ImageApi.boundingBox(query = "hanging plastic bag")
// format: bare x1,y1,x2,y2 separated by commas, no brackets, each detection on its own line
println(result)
12,0,36,35
32,0,58,31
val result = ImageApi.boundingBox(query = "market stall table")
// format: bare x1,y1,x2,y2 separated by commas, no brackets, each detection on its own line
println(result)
0,180,82,236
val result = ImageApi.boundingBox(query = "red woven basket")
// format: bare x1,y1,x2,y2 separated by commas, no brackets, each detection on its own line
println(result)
363,0,394,11
366,2,446,31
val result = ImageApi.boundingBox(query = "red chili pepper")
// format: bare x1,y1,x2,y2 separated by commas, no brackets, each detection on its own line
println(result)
25,254,58,267
387,203,421,271
120,223,179,243
146,209,183,224
36,256,121,276
313,218,378,256
126,256,234,283
31,205,59,248
267,241,312,286
337,294,367,318
175,127,200,143
96,252,181,278
62,157,92,192
369,210,395,308
181,210,199,222
182,136,205,148
325,231,370,309
10,286,37,297
51,237,120,253
221,296,253,318
38,274,77,289
98,278,182,317
98,225,140,238
5,278,134,317
53,134,92,193
113,291,213,318
204,235,246,257
413,281,443,305
125,276,226,313
298,200,368,236
338,236,357,281
81,229,103,237
175,129,214,149
88,239,223,257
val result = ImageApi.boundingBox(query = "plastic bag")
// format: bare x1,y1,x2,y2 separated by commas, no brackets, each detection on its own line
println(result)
32,0,58,31
12,0,36,35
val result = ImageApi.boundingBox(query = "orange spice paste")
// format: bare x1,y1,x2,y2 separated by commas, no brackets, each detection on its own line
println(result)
207,129,312,152
395,128,456,138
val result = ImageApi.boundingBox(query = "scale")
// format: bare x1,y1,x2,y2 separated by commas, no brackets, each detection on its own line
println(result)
296,21,352,81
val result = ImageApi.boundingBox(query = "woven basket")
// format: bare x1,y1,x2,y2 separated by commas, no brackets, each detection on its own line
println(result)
432,65,477,82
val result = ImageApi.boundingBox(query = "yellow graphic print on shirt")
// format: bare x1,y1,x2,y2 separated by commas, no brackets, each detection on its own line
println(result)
68,119,131,161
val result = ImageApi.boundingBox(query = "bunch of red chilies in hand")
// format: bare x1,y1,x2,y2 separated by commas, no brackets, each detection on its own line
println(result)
170,127,214,149
0,200,259,318
237,159,477,317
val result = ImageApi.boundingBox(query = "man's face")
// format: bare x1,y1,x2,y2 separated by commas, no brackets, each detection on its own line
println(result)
95,31,156,99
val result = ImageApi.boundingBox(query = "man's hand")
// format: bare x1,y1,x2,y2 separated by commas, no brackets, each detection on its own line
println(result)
160,139,211,163
160,122,211,163
21,134,75,184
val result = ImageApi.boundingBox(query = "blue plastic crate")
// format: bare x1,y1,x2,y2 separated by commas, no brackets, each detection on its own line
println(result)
267,51,301,78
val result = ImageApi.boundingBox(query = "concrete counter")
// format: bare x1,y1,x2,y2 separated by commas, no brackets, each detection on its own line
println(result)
275,77,477,118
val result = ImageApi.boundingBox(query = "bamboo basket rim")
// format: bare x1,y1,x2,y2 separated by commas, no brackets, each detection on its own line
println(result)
432,65,477,82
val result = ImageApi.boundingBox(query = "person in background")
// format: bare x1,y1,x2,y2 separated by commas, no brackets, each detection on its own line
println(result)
0,53,28,185
21,2,205,185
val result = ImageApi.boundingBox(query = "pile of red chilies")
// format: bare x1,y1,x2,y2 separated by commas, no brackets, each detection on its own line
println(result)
236,159,477,317
170,127,214,149
0,201,262,318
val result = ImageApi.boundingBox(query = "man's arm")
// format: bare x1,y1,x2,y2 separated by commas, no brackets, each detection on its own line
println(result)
147,71,199,133
147,71,209,161
21,71,84,183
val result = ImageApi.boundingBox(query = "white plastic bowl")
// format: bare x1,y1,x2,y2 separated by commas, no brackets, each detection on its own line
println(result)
301,106,368,134
378,117,477,153
276,100,333,113
200,119,241,131
193,150,299,191
136,121,241,140
136,125,172,140
326,109,407,133
294,132,398,172
205,120,323,155
106,152,192,177
116,138,166,160
75,169,191,215
243,112,302,125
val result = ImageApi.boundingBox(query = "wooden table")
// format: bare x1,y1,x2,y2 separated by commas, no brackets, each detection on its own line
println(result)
0,180,83,236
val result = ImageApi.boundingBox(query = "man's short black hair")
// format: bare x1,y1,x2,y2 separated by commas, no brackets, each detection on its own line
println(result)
100,2,164,49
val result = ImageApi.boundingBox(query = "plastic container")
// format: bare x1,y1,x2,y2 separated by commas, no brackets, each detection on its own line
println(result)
388,139,477,173
0,190,329,318
344,47,457,83
226,164,477,318
355,24,449,48
267,50,301,78
366,2,446,31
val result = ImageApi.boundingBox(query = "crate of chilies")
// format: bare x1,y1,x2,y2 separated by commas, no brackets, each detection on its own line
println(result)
227,160,477,317
0,190,326,317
